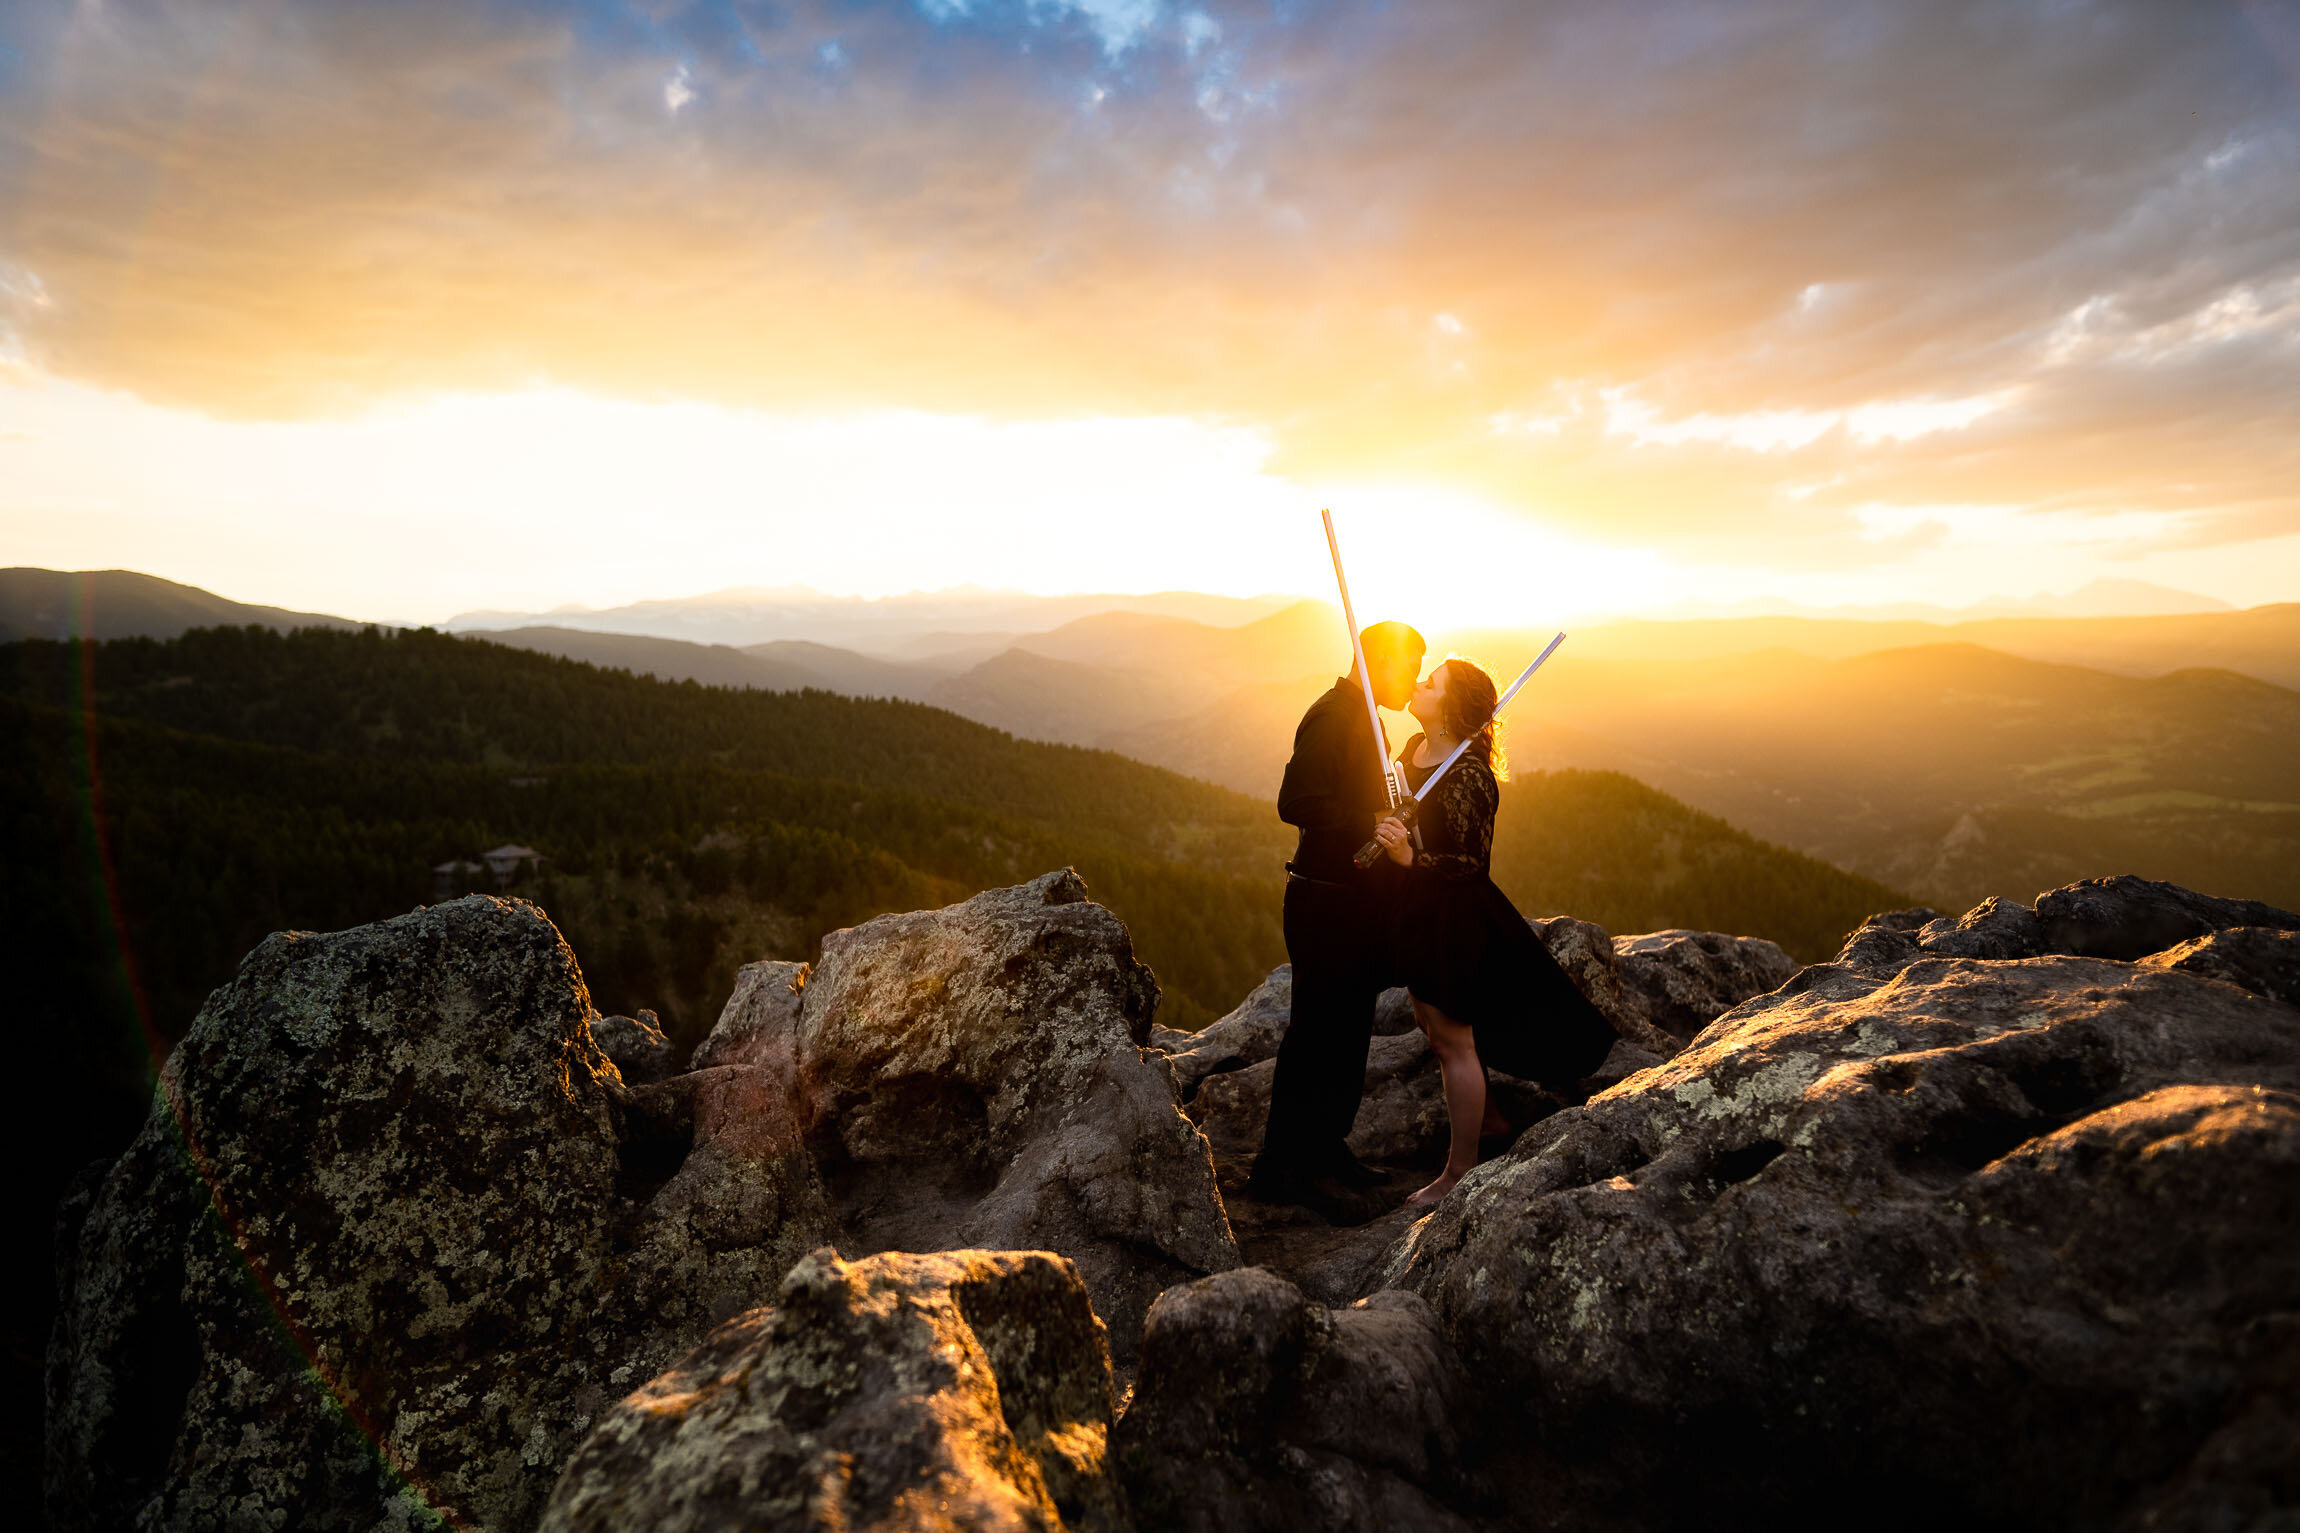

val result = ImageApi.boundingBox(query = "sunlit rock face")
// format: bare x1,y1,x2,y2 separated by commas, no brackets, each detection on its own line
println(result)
541,1248,1127,1533
786,870,1239,1367
1115,1269,1471,1533
1382,887,2300,1527
46,896,837,1533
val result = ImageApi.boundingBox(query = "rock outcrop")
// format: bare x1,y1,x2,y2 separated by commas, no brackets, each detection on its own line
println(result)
47,873,1224,1528
55,868,2300,1532
2142,925,2300,1008
2036,874,2300,961
541,1248,1126,1533
48,897,647,1531
787,871,1238,1363
1383,890,2300,1526
1115,1269,1471,1533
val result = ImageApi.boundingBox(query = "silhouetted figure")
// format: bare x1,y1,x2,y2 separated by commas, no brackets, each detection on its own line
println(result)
1250,620,1425,1219
1372,658,1615,1206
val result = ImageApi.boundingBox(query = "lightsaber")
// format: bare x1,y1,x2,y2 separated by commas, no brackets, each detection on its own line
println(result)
1321,507,1403,807
1353,631,1567,868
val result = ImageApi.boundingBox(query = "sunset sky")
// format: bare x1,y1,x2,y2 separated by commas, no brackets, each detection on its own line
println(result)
3,0,2298,625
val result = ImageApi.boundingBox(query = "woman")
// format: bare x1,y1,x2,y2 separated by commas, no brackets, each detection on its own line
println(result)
1373,657,1616,1207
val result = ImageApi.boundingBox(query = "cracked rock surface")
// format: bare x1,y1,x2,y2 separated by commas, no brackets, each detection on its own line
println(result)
541,1248,1127,1533
1382,927,2300,1527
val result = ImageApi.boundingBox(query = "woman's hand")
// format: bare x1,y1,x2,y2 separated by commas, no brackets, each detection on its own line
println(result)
1374,816,1413,867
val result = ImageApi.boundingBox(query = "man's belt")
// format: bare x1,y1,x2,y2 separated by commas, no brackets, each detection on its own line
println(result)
1284,862,1360,889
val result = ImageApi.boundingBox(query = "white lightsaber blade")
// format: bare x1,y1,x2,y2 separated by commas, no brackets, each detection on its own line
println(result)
1410,631,1567,803
1321,507,1399,804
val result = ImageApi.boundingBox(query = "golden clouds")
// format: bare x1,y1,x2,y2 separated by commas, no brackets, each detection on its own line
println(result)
1,0,2297,567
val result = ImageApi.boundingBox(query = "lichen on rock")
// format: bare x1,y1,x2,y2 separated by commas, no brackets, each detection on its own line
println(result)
540,1247,1128,1533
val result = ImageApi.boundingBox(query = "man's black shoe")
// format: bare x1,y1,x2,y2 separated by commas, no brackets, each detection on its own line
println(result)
1321,1149,1385,1191
1247,1162,1377,1226
1246,1156,1310,1203
1297,1174,1379,1226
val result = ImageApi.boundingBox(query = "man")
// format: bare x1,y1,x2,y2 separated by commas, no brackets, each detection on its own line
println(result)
1249,619,1426,1217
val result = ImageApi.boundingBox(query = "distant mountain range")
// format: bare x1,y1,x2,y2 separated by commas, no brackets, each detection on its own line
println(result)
10,567,2295,914
1658,578,2234,622
443,584,1302,654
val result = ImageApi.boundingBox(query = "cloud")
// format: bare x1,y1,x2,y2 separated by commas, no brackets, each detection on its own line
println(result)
0,0,2296,577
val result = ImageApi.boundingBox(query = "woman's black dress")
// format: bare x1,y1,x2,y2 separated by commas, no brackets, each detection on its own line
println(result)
1391,737,1616,1085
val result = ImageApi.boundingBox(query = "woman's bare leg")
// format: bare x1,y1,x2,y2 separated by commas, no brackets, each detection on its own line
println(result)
1409,999,1484,1207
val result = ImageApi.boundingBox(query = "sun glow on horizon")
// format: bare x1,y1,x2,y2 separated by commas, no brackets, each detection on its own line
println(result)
0,376,1702,627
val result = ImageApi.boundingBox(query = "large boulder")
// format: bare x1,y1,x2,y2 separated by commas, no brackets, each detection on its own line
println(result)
786,871,1238,1364
1383,943,2300,1527
1114,1268,1472,1533
50,898,632,1531
541,1248,1127,1533
2035,874,2300,962
46,896,840,1533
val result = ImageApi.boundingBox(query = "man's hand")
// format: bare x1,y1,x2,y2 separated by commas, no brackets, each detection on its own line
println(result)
1374,816,1413,867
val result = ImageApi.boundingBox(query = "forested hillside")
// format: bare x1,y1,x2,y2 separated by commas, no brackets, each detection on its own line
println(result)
2,624,1899,1234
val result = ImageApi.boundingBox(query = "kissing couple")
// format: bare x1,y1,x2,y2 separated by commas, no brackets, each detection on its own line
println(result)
1249,620,1615,1218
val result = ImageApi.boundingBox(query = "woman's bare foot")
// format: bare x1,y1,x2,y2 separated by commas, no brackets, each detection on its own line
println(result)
1406,1171,1464,1208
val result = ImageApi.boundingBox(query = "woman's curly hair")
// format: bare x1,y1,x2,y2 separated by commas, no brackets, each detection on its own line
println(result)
1437,656,1508,781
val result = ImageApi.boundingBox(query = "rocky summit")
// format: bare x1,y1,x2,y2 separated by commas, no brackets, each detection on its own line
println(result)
47,873,2300,1530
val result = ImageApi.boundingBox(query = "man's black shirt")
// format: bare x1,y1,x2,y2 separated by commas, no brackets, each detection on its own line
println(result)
1278,678,1394,881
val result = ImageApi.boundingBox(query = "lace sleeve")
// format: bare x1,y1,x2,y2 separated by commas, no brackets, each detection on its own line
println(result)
1415,759,1497,881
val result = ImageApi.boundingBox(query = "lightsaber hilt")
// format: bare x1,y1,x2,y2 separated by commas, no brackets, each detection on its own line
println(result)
1353,798,1419,868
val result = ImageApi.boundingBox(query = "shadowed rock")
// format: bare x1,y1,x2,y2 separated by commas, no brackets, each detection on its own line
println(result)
1608,926,1798,1042
50,898,634,1531
1914,895,2044,960
788,870,1238,1364
1382,942,2300,1528
2035,874,2300,962
1187,921,1792,1176
1156,968,1413,1099
47,896,840,1533
541,1248,1128,1533
593,1008,678,1084
1530,916,1685,1057
2141,925,2300,1007
1115,1268,1472,1533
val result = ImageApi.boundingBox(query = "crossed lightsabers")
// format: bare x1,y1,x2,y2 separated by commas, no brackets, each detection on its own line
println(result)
1321,507,1566,869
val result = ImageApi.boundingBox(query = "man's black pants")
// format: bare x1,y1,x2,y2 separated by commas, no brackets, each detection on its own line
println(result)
1257,876,1389,1176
